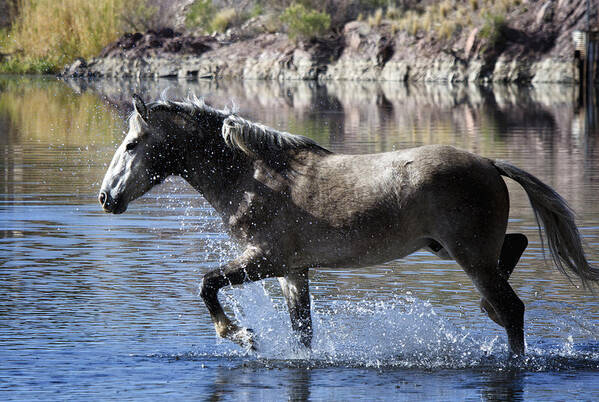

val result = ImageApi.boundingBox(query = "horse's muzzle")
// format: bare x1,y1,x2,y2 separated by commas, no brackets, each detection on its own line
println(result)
98,191,126,214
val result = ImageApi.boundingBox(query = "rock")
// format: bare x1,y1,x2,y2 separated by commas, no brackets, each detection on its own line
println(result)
60,57,87,77
322,21,389,81
530,58,576,83
464,29,478,59
98,30,215,59
492,56,530,83
536,1,555,26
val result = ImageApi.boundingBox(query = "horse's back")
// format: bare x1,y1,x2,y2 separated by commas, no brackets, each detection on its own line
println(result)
295,144,508,229
314,144,504,203
393,144,497,185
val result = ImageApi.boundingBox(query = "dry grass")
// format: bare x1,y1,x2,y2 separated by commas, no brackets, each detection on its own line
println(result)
210,8,239,33
12,0,125,62
385,6,400,20
373,0,522,41
367,8,384,27
1,0,128,72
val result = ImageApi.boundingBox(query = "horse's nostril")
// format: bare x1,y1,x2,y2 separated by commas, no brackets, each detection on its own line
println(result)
99,191,107,206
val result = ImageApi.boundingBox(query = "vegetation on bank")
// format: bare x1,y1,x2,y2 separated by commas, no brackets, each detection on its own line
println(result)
1,0,127,73
0,0,524,74
280,4,331,41
364,0,516,43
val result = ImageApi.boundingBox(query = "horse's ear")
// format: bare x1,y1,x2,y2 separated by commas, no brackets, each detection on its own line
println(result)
132,94,148,121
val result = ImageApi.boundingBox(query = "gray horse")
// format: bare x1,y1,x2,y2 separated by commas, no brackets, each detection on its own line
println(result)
99,95,599,356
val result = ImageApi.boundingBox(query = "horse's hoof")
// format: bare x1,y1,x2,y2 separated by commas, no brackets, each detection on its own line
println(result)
229,326,257,351
215,322,257,350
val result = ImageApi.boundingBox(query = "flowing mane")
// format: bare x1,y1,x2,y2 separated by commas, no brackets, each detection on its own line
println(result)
221,114,330,157
139,95,331,158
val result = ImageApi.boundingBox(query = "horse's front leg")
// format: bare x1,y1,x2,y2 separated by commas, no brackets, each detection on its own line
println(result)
278,268,312,348
200,247,279,349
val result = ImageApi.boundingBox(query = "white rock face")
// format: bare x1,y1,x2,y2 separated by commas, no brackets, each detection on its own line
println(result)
73,51,577,84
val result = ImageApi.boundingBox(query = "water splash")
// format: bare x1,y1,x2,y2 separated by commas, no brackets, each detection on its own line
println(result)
215,283,599,372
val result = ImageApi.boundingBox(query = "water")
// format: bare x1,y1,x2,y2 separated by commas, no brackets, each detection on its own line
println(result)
1,76,599,400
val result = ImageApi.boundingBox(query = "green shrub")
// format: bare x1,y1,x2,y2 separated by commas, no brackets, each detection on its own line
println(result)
250,3,264,18
185,0,215,31
281,3,331,41
356,0,386,10
479,13,507,51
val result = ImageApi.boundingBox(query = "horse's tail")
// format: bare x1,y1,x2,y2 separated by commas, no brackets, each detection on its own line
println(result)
493,160,599,290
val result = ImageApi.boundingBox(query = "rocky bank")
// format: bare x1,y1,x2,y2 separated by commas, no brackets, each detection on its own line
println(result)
61,0,589,84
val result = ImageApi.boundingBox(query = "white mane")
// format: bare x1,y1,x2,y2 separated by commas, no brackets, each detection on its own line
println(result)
221,114,328,157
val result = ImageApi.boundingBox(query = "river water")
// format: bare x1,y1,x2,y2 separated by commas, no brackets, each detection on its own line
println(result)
1,76,598,400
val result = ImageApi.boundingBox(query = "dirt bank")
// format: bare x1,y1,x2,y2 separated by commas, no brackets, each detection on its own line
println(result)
61,0,589,83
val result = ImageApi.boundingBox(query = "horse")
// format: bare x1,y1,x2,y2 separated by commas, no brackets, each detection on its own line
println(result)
98,94,599,356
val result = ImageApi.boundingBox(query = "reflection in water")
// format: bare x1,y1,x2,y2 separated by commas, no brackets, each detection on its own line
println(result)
197,359,599,401
0,77,123,204
205,365,311,401
1,76,599,399
480,369,525,401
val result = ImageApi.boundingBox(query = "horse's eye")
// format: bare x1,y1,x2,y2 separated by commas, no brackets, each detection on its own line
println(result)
125,141,138,151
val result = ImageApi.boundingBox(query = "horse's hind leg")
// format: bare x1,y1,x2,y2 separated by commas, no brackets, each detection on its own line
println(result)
475,272,525,356
480,233,528,327
454,250,526,355
278,268,312,348
497,233,528,279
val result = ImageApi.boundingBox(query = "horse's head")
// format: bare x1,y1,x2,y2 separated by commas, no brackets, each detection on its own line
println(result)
99,95,179,214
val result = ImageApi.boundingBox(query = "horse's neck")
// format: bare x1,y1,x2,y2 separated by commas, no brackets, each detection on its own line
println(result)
181,139,253,219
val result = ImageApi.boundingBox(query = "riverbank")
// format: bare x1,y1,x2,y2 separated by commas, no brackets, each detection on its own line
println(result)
60,0,587,84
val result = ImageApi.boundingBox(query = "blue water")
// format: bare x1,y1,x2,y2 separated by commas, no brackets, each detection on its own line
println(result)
1,77,598,400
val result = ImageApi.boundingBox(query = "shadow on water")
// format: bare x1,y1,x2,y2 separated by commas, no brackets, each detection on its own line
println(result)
1,76,599,399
